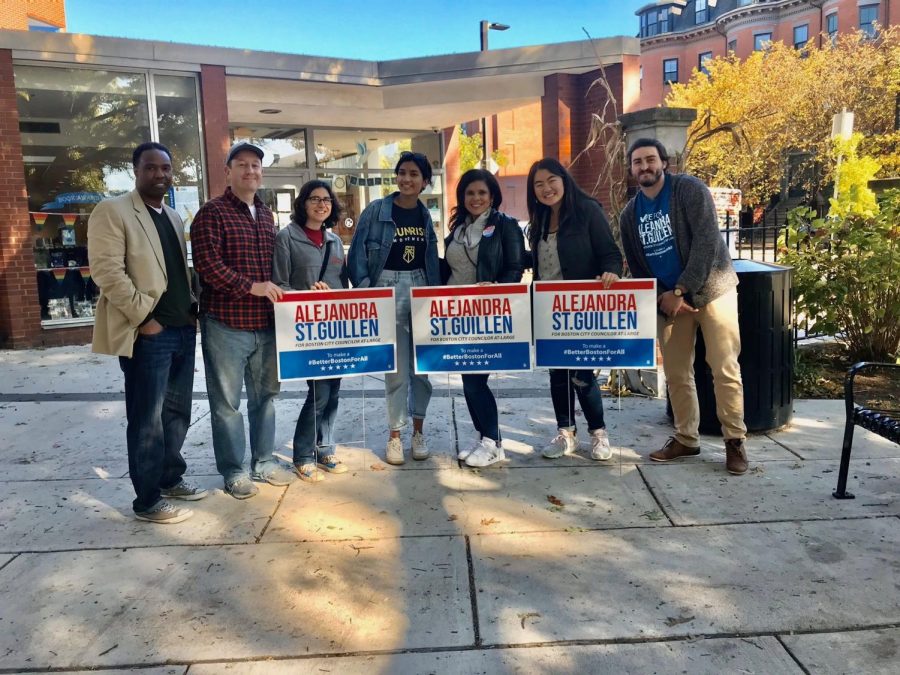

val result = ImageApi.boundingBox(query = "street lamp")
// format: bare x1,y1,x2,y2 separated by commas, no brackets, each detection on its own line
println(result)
480,21,510,168
480,21,509,50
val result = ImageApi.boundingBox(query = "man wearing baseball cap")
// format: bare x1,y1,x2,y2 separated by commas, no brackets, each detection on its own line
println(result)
191,142,295,499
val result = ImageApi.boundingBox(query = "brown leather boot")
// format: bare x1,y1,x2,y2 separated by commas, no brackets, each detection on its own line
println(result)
725,438,748,475
649,437,701,462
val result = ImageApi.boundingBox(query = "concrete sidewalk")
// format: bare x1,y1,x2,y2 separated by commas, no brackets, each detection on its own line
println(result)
0,344,898,674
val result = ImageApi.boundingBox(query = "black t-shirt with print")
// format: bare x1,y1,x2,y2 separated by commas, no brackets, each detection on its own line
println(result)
383,202,427,271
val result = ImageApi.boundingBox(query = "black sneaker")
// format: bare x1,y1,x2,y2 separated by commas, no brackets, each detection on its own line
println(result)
134,499,193,524
161,479,209,501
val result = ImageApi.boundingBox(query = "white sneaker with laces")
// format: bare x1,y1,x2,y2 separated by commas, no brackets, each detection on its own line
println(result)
590,428,613,461
458,438,484,462
465,438,505,467
542,428,578,459
411,431,430,460
386,436,405,465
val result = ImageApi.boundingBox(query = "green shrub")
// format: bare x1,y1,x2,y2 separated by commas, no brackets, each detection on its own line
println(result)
780,187,900,362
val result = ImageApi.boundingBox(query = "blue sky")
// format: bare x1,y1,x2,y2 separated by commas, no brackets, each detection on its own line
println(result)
66,1,646,60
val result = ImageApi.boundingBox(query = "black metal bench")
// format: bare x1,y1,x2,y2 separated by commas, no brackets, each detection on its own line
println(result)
833,362,900,499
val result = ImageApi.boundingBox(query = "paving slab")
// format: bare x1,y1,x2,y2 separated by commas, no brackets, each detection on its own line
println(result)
470,518,900,645
263,463,663,543
0,477,283,552
190,636,800,674
0,537,471,670
781,627,900,675
0,554,15,570
768,400,899,460
272,396,458,470
642,458,900,525
453,396,796,468
0,344,122,395
0,400,209,481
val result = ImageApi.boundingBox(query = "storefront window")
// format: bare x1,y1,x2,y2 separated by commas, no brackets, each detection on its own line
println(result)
230,125,308,168
155,74,204,244
15,65,204,325
312,129,444,244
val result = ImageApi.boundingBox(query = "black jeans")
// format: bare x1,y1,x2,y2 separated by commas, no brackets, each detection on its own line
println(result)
462,374,501,443
119,325,195,512
548,369,605,431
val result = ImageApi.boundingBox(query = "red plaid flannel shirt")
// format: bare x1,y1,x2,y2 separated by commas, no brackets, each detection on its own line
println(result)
191,187,277,330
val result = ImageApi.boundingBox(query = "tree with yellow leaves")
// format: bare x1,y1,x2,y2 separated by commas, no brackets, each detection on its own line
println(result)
666,27,899,208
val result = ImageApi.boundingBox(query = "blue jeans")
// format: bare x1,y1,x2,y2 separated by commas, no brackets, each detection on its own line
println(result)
462,374,501,443
119,325,196,513
549,369,606,431
200,316,280,484
293,378,341,464
376,269,433,430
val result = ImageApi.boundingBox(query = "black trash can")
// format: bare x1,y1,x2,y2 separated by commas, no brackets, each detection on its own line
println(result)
668,260,793,434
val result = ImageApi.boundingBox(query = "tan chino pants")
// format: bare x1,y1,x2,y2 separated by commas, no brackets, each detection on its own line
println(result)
658,288,747,447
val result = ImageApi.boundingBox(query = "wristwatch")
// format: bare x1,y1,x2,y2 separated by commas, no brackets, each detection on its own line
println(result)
673,287,684,298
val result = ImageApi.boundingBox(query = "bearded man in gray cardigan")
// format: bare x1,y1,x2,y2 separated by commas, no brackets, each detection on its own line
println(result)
619,138,748,475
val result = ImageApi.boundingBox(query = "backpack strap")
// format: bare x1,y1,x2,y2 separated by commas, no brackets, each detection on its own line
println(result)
318,239,333,283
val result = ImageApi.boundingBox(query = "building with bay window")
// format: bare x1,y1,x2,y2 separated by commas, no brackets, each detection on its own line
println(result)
637,0,898,108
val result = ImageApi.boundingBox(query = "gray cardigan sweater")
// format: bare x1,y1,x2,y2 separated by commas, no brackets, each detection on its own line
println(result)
620,173,737,308
272,222,348,292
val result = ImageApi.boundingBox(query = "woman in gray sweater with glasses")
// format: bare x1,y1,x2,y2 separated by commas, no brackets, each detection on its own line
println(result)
273,180,348,483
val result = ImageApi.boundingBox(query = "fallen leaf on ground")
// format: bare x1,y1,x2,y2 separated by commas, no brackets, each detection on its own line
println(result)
370,464,386,471
547,495,564,507
641,510,664,521
447,514,458,521
518,612,541,629
664,614,695,627
480,517,499,526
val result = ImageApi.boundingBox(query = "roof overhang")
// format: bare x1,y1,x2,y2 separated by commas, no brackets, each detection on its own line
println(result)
2,30,640,130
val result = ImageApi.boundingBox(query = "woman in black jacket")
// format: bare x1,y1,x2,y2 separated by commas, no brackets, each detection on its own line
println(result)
443,169,525,467
526,158,623,462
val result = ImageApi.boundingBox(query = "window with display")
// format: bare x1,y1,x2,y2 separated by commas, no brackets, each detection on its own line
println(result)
15,65,204,325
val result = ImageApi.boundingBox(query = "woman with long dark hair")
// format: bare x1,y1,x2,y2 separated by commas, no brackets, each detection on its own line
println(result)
526,158,623,461
273,179,348,482
443,169,525,467
347,151,441,465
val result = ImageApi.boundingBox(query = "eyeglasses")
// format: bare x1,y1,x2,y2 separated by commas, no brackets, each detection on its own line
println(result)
399,151,427,161
307,197,333,205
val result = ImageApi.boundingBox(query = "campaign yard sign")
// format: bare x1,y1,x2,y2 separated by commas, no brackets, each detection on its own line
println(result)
532,279,657,369
410,283,532,374
274,287,397,381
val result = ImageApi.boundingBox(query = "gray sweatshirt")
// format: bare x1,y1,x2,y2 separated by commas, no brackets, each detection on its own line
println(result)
272,222,347,291
620,173,737,307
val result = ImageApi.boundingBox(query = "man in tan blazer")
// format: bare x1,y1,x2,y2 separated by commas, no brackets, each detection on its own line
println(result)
88,142,207,524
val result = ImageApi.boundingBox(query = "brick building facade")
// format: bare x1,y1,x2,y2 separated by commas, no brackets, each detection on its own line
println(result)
0,0,65,31
638,0,899,109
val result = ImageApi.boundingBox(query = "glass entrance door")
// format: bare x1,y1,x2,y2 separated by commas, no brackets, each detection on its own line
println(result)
258,171,311,229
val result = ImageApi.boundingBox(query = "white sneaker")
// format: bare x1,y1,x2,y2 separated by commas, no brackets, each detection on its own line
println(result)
458,438,484,462
411,431,430,460
386,436,405,465
590,428,613,461
542,428,578,459
465,438,505,467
